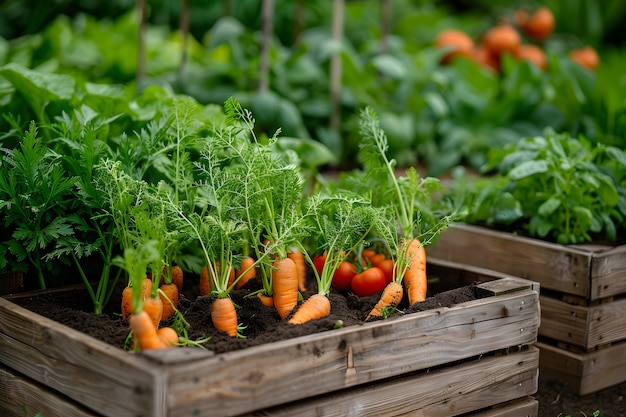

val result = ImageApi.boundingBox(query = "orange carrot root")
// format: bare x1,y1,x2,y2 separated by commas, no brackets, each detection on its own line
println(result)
403,239,427,305
366,281,403,321
129,311,168,350
121,277,153,321
288,250,307,293
157,327,179,347
235,256,257,289
211,297,238,337
143,297,164,329
288,294,331,324
272,257,299,319
159,283,179,321
257,292,275,307
199,265,211,296
121,286,133,320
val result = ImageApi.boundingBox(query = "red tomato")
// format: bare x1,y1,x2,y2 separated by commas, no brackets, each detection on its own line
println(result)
369,253,386,266
351,267,387,297
377,258,395,283
313,252,326,276
331,261,357,291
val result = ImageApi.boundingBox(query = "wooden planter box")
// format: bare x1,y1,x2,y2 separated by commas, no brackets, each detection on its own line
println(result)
0,259,540,417
428,223,626,395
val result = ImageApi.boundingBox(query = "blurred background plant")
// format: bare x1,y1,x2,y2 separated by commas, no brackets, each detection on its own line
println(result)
1,0,624,173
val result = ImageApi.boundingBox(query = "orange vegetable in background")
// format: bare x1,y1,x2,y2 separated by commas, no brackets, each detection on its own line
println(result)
434,28,475,64
483,24,521,58
519,7,555,41
471,44,500,72
517,44,547,70
569,46,599,71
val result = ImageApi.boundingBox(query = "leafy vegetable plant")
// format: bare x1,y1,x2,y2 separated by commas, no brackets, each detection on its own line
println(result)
0,122,77,289
454,129,626,244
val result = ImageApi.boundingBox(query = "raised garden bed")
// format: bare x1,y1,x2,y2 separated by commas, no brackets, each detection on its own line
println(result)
0,259,539,417
428,223,626,395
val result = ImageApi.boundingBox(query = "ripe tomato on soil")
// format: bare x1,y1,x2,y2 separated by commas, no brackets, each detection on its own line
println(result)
376,258,395,283
331,260,357,292
313,253,326,277
351,266,387,297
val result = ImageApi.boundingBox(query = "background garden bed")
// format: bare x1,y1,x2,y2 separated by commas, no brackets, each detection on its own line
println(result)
0,259,540,417
428,222,626,395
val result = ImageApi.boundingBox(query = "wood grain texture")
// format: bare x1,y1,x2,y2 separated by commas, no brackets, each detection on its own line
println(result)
241,347,539,417
540,294,626,349
0,263,540,417
538,340,626,395
165,289,539,417
428,223,626,299
0,299,168,417
0,364,99,417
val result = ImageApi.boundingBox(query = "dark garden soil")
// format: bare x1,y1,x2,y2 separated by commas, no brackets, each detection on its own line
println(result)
8,271,625,417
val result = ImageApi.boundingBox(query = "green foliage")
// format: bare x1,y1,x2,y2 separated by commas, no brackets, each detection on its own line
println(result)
446,129,626,244
0,122,77,288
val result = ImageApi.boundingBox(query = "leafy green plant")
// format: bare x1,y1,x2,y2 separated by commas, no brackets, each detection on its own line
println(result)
0,122,77,288
449,129,626,244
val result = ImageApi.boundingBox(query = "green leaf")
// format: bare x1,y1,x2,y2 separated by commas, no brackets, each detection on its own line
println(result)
0,63,75,117
595,173,619,206
508,160,548,180
538,197,561,217
529,216,553,238
493,192,523,224
370,54,407,79
276,137,336,169
573,206,594,229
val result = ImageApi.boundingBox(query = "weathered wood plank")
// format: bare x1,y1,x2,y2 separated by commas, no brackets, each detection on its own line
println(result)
428,223,596,297
466,397,538,417
165,290,539,417
539,295,589,347
0,364,99,417
539,295,626,349
0,298,167,417
537,340,626,395
0,263,540,417
241,347,538,417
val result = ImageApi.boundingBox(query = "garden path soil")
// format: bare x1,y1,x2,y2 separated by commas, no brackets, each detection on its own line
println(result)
9,274,625,417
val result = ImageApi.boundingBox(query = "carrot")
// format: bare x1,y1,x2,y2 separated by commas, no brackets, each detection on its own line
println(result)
157,327,179,347
201,262,235,296
235,256,257,289
402,238,427,305
161,265,184,291
159,283,179,321
257,292,274,307
288,250,307,293
272,257,299,319
121,277,152,320
143,296,164,329
288,294,331,324
366,281,403,321
211,297,238,337
199,265,212,296
121,286,133,320
129,311,167,350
